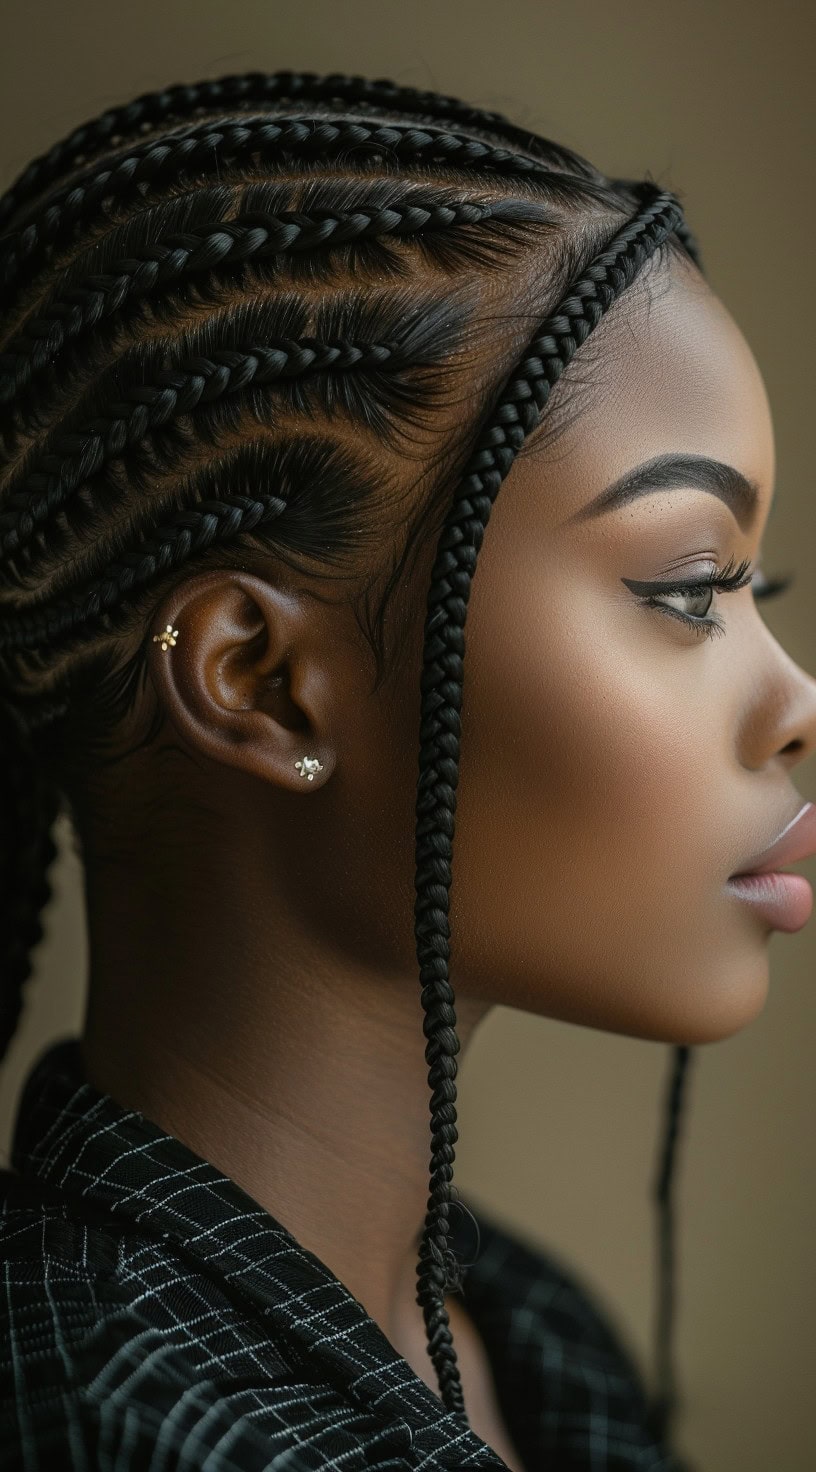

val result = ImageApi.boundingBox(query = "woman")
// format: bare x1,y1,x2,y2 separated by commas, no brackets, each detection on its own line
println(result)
1,69,815,1472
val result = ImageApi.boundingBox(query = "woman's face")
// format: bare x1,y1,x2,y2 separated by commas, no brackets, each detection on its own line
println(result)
145,248,816,1054
399,250,816,1046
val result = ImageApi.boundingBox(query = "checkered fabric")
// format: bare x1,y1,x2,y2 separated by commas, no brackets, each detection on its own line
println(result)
0,1036,694,1470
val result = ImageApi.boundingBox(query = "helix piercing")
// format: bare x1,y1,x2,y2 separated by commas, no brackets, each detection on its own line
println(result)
152,623,179,651
295,756,324,781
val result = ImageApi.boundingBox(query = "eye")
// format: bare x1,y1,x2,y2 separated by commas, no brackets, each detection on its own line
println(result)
621,558,795,642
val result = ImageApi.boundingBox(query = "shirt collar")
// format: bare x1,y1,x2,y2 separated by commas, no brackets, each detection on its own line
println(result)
10,1034,508,1468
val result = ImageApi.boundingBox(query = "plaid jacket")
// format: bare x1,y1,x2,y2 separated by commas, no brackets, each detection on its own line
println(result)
0,1036,693,1470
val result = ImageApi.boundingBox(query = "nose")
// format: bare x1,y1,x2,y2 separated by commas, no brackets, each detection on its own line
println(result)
742,639,816,774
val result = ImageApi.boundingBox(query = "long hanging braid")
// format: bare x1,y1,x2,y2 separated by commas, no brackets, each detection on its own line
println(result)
0,70,700,1448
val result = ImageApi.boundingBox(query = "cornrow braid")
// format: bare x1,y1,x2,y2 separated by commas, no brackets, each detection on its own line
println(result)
1,327,495,577
0,70,698,1454
0,68,601,234
0,194,530,410
0,116,620,304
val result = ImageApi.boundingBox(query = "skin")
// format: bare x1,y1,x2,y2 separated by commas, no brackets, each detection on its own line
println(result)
78,249,816,1458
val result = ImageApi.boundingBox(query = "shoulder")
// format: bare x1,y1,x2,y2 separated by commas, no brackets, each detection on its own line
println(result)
0,1170,415,1471
1,1310,408,1471
464,1201,647,1381
1,1315,414,1471
460,1205,695,1464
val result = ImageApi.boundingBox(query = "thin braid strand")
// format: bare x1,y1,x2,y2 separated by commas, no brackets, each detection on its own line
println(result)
412,184,684,1415
648,1043,694,1443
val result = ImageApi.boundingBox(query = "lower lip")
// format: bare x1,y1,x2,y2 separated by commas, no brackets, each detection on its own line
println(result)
724,871,814,932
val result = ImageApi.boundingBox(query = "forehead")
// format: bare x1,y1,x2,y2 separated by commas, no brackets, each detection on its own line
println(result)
516,251,776,532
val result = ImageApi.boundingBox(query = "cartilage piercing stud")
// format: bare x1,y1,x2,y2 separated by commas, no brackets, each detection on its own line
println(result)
153,623,179,651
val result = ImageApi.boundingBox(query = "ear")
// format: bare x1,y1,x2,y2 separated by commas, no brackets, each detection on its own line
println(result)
146,569,336,792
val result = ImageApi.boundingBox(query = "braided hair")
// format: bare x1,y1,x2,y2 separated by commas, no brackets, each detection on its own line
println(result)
0,69,697,1448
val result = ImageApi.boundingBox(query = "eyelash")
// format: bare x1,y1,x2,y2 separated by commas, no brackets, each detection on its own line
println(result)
626,555,796,640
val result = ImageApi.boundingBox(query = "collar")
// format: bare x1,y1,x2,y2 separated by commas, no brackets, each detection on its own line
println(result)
9,1034,508,1468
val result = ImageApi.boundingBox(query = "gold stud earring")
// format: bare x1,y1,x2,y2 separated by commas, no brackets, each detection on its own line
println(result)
295,756,324,782
153,623,179,651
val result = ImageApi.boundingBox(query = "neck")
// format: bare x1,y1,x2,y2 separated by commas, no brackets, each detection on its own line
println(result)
80,858,491,1348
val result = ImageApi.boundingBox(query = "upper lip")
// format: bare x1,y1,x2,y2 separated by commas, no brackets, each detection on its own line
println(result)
729,800,816,877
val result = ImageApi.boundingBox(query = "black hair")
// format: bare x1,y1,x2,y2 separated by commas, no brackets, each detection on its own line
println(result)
0,69,698,1450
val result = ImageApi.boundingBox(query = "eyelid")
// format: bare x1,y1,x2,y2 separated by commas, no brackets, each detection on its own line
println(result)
620,561,795,603
621,555,753,598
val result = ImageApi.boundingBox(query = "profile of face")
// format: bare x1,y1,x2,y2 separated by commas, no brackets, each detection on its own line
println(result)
438,250,816,1045
144,247,816,1059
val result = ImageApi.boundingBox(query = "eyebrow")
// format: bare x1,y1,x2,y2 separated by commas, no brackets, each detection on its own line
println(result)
567,452,764,532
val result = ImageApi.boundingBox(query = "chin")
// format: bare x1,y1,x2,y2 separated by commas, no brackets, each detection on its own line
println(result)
574,961,771,1046
655,960,771,1046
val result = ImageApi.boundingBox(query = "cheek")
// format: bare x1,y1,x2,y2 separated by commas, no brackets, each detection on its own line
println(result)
458,565,702,897
452,563,765,1042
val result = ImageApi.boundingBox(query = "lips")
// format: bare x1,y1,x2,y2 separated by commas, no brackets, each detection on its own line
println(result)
729,800,816,878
